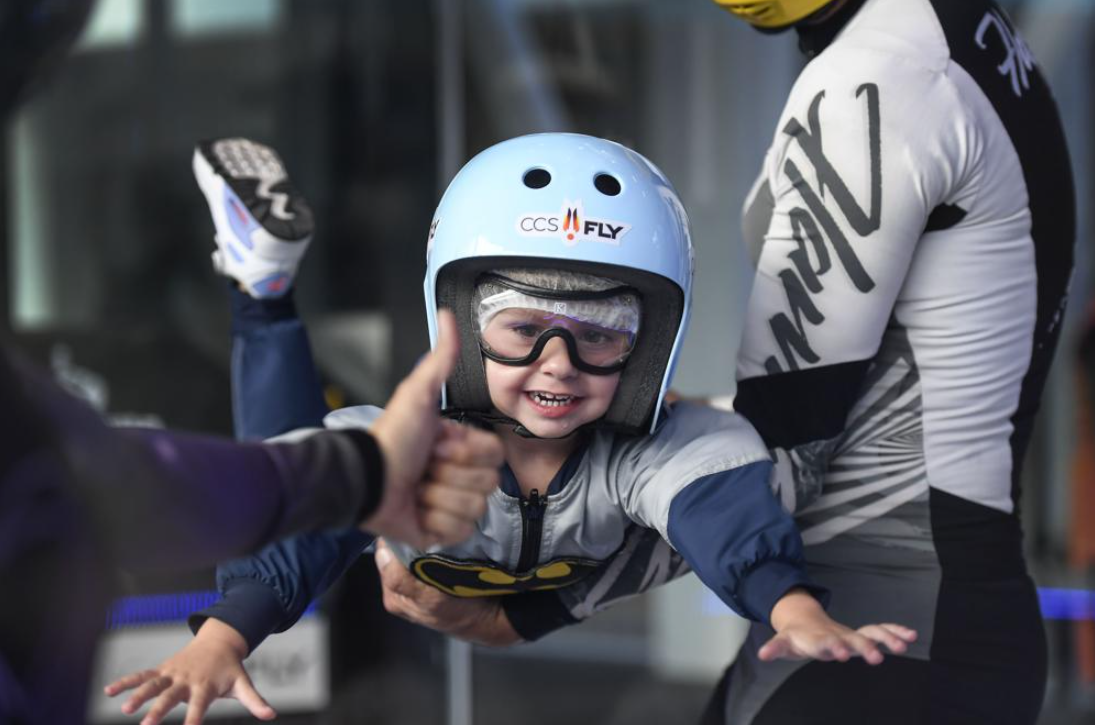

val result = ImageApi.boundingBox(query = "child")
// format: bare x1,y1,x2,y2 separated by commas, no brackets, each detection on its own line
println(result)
107,134,915,724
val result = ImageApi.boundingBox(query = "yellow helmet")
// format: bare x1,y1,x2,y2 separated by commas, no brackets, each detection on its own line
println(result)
711,0,836,29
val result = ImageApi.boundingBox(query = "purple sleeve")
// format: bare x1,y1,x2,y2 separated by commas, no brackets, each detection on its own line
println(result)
17,353,384,571
110,427,383,571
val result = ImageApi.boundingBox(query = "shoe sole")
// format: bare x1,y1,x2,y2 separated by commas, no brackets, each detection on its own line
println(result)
193,140,313,298
193,139,313,242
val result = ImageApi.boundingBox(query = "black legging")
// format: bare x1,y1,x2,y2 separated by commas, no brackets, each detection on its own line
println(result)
702,657,930,725
700,575,1047,725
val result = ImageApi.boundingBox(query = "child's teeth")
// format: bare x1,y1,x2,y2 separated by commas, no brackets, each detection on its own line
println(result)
533,392,573,407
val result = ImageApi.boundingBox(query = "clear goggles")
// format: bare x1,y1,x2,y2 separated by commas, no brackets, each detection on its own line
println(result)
475,275,641,375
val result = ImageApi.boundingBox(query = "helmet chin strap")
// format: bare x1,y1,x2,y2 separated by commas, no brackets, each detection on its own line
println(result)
441,408,589,440
444,402,666,442
804,0,850,24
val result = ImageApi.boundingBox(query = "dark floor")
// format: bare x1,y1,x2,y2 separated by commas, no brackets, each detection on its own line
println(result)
212,657,709,725
206,656,1095,725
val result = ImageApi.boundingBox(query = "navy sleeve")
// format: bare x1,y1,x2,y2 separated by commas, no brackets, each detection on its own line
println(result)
667,460,828,624
229,285,329,440
189,526,374,653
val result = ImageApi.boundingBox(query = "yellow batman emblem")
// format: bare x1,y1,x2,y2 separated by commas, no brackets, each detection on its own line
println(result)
411,554,602,597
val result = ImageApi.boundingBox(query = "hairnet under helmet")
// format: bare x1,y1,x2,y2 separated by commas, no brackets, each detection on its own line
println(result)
710,0,837,29
424,133,693,435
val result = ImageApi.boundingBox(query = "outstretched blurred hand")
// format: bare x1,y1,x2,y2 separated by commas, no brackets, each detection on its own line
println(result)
364,309,504,549
103,619,271,725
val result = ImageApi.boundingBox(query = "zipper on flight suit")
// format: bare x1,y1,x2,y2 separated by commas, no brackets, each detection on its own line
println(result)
516,489,547,573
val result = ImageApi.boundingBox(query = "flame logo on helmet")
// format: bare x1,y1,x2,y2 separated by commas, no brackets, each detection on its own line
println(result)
563,206,580,242
516,200,630,247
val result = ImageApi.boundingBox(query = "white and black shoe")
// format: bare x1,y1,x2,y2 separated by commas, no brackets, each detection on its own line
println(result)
193,138,314,298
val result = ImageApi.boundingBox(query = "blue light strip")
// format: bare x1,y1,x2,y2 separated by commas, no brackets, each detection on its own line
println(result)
704,587,1095,621
109,586,1095,629
105,590,317,629
1037,587,1095,621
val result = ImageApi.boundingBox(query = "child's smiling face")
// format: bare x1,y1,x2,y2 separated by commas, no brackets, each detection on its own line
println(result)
484,336,621,439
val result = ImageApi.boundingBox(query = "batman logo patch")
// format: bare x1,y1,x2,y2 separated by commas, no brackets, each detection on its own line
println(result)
411,554,603,597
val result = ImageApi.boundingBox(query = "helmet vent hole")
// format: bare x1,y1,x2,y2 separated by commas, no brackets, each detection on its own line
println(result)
594,173,622,196
523,168,552,189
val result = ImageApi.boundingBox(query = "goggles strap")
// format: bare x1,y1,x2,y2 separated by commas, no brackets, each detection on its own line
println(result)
443,408,569,439
442,407,635,440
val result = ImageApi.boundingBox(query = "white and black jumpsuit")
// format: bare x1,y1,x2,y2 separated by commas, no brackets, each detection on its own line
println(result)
505,0,1075,722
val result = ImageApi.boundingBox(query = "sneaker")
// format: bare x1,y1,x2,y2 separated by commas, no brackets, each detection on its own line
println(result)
193,138,314,298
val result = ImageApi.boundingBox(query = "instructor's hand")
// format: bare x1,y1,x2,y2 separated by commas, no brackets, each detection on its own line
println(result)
365,309,503,549
374,539,522,647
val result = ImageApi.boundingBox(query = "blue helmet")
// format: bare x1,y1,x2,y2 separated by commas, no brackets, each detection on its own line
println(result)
424,133,694,435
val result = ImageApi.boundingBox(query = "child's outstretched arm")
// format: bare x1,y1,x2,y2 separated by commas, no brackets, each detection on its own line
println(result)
761,588,917,664
103,524,369,725
596,405,918,663
104,618,272,725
